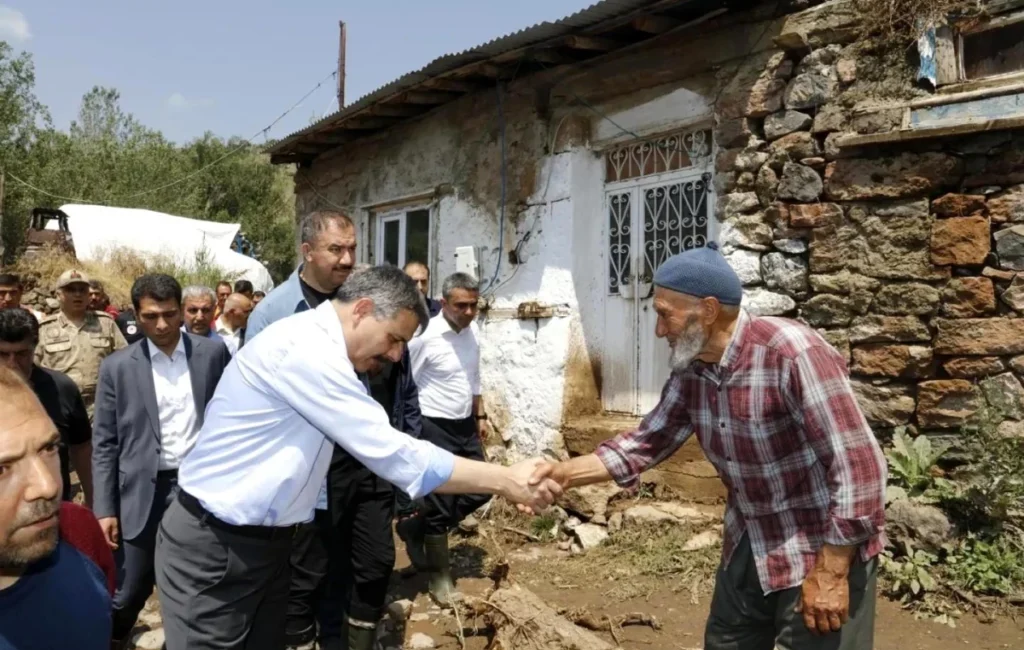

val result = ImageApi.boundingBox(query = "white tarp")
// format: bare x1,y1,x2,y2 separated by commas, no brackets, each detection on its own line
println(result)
51,204,275,292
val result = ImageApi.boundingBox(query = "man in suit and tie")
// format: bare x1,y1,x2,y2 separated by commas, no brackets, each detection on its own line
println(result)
92,274,232,647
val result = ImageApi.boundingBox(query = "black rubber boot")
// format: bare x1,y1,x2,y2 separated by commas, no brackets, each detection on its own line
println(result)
396,515,428,571
345,617,378,650
423,533,459,605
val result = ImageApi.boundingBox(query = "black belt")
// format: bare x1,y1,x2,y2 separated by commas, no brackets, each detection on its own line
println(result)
177,491,298,541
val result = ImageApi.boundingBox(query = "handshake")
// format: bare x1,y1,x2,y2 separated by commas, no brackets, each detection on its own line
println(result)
498,457,570,514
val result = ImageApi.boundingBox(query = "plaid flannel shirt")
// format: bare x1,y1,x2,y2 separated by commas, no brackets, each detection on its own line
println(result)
596,310,887,594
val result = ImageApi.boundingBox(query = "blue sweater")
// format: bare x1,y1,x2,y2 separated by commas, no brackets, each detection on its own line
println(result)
0,541,111,650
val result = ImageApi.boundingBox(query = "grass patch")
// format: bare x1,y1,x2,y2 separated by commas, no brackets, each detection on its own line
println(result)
10,244,238,309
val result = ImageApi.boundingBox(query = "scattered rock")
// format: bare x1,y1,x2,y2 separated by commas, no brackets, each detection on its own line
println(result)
719,51,788,119
824,154,963,201
735,152,771,173
933,193,987,218
941,277,997,317
458,516,479,534
886,499,953,553
132,630,166,650
995,225,1024,270
801,294,853,327
562,484,621,521
557,540,572,552
777,163,823,202
715,116,761,149
561,517,582,534
683,528,723,552
980,372,1024,420
931,216,991,266
742,288,796,316
813,104,848,133
720,192,762,219
755,165,780,206
388,599,414,622
725,248,763,286
983,266,1017,282
943,357,1006,379
934,318,1024,355
572,524,609,551
789,202,842,228
1002,274,1024,311
409,613,430,623
761,252,808,295
872,283,940,316
917,380,983,428
851,381,916,427
764,109,813,140
407,632,437,649
607,511,623,534
1012,355,1024,375
623,502,713,526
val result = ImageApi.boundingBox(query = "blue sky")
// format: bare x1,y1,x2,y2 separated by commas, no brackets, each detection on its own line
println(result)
7,0,589,144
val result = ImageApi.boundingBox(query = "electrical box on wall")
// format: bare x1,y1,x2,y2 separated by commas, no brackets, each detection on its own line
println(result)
454,246,480,280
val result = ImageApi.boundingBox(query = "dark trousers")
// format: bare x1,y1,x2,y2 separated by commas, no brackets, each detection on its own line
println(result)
420,415,491,534
704,535,877,650
155,492,294,650
286,449,397,644
112,469,178,640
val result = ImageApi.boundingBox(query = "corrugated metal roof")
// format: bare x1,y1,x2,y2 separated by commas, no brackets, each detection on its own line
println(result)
269,0,698,157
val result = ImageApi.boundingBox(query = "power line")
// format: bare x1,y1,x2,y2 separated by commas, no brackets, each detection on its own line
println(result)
7,69,339,205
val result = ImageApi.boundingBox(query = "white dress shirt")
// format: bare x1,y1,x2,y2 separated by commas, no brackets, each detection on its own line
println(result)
408,314,481,420
146,336,199,471
215,317,240,356
178,301,455,526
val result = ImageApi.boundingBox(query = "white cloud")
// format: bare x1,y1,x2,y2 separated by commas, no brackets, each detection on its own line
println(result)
167,92,214,111
0,6,30,43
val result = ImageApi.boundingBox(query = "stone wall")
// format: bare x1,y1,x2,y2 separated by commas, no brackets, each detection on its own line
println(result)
713,1,1024,438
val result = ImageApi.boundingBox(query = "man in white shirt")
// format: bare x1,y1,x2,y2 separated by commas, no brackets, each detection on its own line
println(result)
154,265,561,650
91,274,231,648
403,272,489,603
214,292,252,355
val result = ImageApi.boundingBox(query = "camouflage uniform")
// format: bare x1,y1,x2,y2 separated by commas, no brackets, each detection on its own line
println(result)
36,273,129,419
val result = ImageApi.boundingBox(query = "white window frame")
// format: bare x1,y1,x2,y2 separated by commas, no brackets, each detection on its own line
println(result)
372,202,435,287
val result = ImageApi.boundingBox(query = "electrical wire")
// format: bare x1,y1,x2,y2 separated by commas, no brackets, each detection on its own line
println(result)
6,69,339,205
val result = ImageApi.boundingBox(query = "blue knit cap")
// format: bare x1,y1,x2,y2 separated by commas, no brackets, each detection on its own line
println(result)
653,242,742,305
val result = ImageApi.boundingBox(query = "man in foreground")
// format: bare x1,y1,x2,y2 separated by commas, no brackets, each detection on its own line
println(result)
0,308,94,506
0,367,115,650
155,266,560,650
404,272,490,603
93,274,231,647
532,243,886,650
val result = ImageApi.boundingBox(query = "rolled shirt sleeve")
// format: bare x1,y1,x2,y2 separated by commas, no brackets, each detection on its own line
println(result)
595,373,695,490
785,345,887,547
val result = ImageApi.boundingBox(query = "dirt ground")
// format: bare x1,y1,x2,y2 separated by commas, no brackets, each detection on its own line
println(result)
387,534,1024,650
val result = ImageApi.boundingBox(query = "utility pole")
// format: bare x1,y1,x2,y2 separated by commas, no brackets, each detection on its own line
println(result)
337,21,347,109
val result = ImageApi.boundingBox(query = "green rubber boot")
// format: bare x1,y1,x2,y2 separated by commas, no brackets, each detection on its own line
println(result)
396,515,428,572
346,617,378,650
423,533,459,605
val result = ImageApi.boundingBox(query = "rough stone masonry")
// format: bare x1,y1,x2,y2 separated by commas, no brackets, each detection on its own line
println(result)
712,0,1024,440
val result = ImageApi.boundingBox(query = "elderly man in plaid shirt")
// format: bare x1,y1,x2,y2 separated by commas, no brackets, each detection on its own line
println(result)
533,243,887,650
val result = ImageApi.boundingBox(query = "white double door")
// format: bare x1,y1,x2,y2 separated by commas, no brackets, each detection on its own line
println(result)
601,169,714,415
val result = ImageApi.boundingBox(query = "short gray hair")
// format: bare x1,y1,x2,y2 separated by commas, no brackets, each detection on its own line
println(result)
299,210,354,245
334,265,429,332
182,286,216,304
442,273,480,301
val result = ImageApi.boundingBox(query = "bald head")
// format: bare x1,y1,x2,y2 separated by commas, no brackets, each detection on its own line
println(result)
222,293,253,331
0,367,61,577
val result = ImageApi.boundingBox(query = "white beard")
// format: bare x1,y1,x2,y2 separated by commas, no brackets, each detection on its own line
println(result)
669,320,708,372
